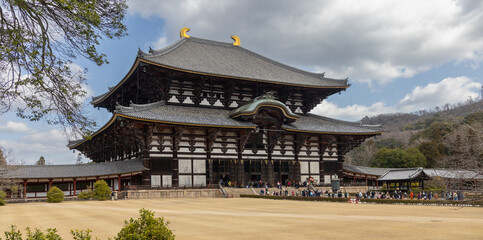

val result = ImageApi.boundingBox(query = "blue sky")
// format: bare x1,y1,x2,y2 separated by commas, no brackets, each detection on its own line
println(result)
1,0,482,165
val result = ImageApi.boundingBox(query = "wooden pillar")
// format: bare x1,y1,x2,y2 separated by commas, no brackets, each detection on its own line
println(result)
337,155,344,180
208,159,214,185
48,179,53,190
73,179,77,196
237,160,244,187
23,181,27,199
267,160,274,186
318,136,325,185
118,175,122,191
294,160,301,184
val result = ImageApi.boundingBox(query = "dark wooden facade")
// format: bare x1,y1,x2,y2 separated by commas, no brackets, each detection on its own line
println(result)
71,34,382,187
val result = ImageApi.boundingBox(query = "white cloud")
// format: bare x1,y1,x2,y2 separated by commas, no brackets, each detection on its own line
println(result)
0,128,76,164
128,0,483,85
0,121,30,133
311,76,482,121
311,101,394,121
147,35,169,50
397,76,482,112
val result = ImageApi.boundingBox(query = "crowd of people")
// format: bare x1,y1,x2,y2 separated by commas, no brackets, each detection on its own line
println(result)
220,179,465,201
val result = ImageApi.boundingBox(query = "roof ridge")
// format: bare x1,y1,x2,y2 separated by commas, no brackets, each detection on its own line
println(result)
235,44,348,84
115,101,166,113
307,113,384,131
140,38,187,58
147,36,348,84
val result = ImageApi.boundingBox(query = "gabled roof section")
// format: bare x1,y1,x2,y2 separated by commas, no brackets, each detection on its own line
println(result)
0,158,147,180
70,101,381,150
423,169,483,180
343,164,396,176
91,36,349,105
229,91,299,123
283,114,383,135
378,168,429,181
69,101,256,149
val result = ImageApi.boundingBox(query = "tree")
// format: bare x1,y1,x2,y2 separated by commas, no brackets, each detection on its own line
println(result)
0,0,127,135
371,147,426,168
418,142,447,168
115,208,175,240
93,180,111,200
36,156,45,165
345,139,377,166
0,145,6,167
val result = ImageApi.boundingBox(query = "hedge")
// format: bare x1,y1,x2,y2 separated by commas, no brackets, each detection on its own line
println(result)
240,194,483,206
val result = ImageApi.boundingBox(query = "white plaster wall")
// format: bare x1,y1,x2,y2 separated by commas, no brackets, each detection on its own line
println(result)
179,160,192,174
193,175,206,187
162,175,172,187
151,175,161,187
310,162,320,174
300,161,309,174
179,175,192,187
193,160,206,173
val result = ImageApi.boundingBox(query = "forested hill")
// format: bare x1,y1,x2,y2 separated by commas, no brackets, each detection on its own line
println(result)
346,98,483,169
361,98,483,132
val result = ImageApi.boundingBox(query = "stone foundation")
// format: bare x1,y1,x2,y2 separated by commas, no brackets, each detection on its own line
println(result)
123,189,222,199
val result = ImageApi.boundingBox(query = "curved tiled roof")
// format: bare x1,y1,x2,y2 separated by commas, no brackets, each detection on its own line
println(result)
378,168,429,181
283,113,383,134
69,102,381,149
92,36,349,105
343,164,393,176
0,158,147,179
116,101,256,128
140,37,348,87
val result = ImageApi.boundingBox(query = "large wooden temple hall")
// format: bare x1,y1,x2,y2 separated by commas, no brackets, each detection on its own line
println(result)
67,28,383,188
0,29,383,198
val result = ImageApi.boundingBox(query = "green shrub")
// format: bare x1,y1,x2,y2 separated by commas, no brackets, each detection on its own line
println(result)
9,185,19,198
46,186,64,203
0,190,6,206
77,188,94,200
2,225,88,240
71,229,93,240
93,180,111,201
115,208,175,240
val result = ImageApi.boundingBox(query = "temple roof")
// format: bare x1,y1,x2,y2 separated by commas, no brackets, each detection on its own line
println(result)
378,168,429,181
92,36,349,105
115,101,256,128
343,164,395,176
140,37,348,87
69,101,382,149
0,158,147,180
283,114,383,134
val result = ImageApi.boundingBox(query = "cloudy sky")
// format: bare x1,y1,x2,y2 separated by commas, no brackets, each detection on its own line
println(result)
1,0,482,164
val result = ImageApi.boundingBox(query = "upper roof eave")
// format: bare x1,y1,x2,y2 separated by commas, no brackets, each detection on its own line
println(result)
91,36,350,107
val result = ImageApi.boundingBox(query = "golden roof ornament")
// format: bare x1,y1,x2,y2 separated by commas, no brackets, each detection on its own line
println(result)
231,35,240,46
180,27,190,38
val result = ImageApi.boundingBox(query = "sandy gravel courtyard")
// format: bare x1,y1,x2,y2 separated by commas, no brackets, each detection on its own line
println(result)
1,198,483,239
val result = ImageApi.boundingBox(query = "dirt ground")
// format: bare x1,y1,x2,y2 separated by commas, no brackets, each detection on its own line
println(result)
1,198,483,240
